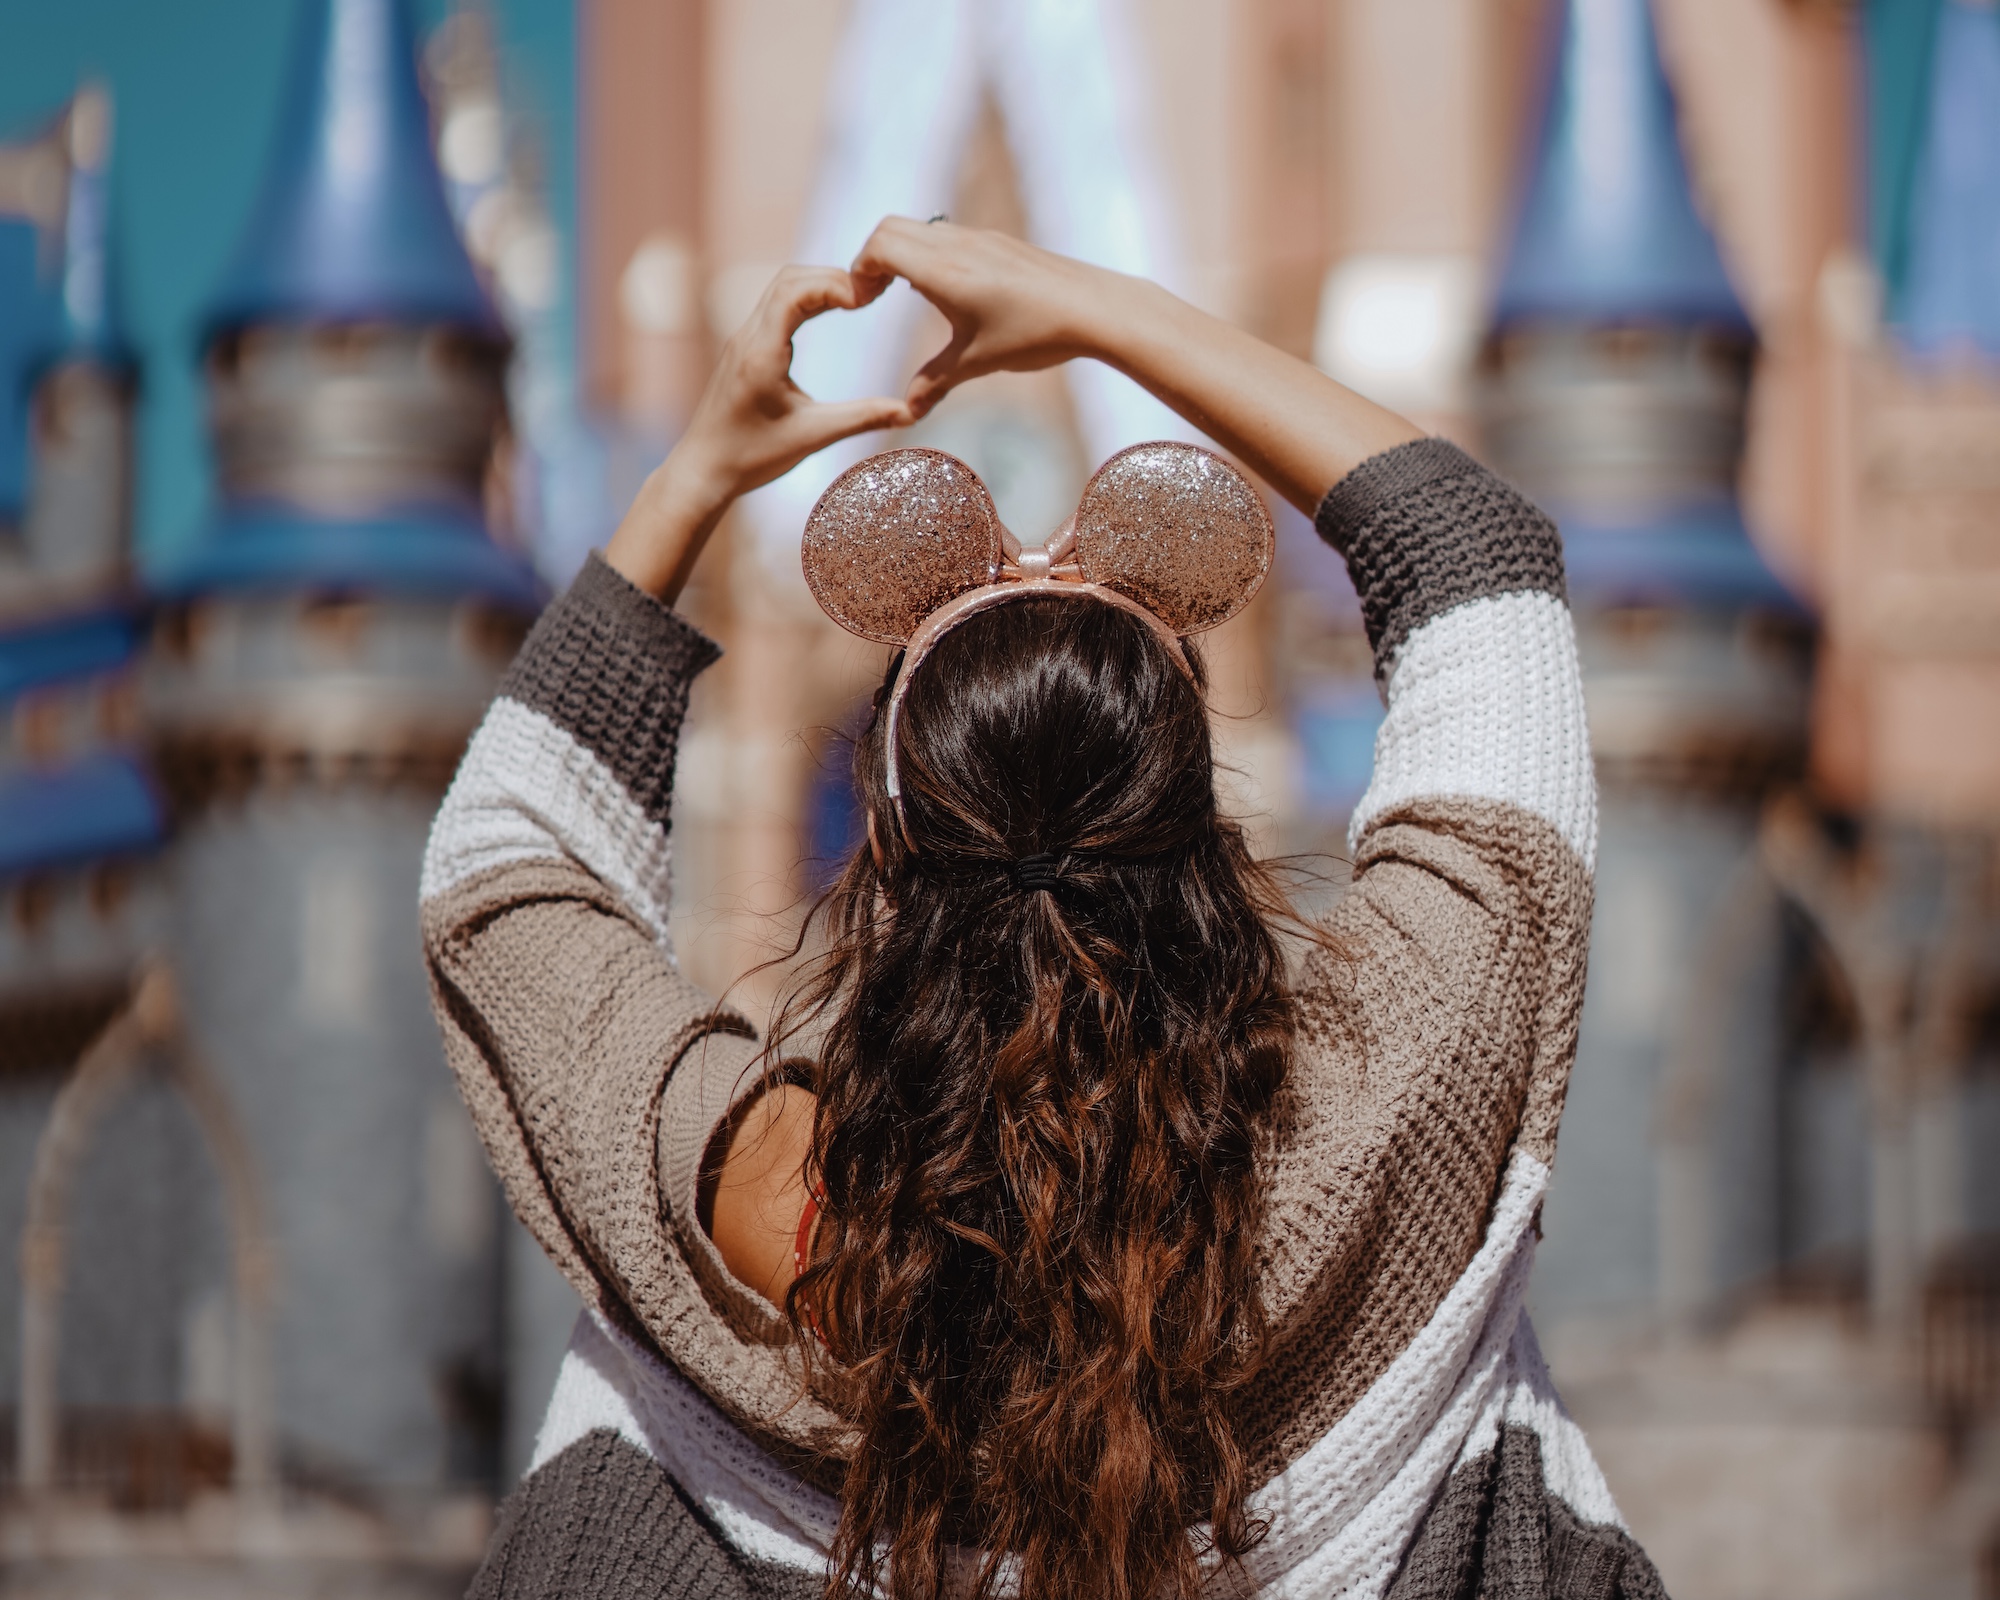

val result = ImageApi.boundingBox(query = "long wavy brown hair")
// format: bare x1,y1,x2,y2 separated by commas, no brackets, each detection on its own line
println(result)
771,595,1300,1600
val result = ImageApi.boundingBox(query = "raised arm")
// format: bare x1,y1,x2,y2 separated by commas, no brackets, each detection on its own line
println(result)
848,216,1423,515
420,266,914,1458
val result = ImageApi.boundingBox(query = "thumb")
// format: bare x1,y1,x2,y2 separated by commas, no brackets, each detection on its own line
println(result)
907,330,972,418
803,395,917,443
756,397,913,483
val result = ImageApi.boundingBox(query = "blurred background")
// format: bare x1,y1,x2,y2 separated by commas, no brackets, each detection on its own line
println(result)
0,0,1995,1594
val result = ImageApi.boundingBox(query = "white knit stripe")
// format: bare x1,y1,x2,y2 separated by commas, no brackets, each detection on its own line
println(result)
528,1311,652,1470
419,696,676,949
533,1310,841,1574
1228,1151,1548,1597
1350,591,1597,871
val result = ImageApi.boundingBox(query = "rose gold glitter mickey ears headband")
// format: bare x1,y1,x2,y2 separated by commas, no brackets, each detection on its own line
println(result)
800,441,1275,841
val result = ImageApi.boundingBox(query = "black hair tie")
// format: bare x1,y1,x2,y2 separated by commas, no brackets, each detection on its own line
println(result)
1011,852,1062,893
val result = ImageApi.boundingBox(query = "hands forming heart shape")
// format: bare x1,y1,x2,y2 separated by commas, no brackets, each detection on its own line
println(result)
682,219,1118,512
604,217,1140,601
601,215,1420,603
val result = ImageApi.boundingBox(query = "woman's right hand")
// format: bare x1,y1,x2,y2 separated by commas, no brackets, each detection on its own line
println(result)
850,218,1134,419
606,264,913,600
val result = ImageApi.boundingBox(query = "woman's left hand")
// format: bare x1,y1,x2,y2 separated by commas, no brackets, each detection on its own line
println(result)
606,265,914,600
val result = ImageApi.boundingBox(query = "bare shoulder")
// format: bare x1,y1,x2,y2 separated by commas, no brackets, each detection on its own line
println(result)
705,1082,817,1307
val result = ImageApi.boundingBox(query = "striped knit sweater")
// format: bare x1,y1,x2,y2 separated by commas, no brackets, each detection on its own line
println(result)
421,439,1666,1600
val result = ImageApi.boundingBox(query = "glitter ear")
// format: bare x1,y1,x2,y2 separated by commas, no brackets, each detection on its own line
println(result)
801,449,1005,644
1072,442,1273,634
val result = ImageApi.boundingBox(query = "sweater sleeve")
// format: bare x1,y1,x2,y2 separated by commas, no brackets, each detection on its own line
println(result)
419,554,847,1469
1239,440,1597,1477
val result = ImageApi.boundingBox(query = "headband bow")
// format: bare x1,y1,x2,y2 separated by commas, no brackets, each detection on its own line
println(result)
801,440,1274,841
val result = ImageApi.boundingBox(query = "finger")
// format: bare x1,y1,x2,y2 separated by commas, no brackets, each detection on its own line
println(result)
740,397,916,494
906,331,976,418
849,266,894,309
753,264,869,343
799,395,916,444
849,216,940,290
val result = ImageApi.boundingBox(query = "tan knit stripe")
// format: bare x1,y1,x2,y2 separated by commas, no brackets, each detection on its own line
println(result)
1245,795,1590,1482
426,790,1590,1495
421,860,849,1477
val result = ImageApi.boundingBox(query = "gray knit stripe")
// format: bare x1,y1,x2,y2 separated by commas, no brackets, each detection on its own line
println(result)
1388,1426,1668,1600
1314,439,1568,680
470,1428,823,1600
498,553,722,832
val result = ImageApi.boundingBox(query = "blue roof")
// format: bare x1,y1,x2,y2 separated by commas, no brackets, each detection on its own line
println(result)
1897,0,2000,355
149,499,543,610
0,601,145,704
1493,0,1751,331
203,0,502,340
0,750,165,878
1555,497,1802,612
0,217,45,526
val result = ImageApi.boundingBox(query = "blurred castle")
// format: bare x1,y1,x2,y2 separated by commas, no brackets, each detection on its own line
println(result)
1,0,538,1592
1,0,1996,1596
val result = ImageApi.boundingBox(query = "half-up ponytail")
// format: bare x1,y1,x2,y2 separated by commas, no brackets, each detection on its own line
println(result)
772,596,1296,1600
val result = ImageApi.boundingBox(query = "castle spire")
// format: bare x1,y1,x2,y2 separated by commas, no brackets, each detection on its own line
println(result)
153,0,534,608
1494,0,1748,331
1479,0,1790,611
203,0,500,339
50,84,131,367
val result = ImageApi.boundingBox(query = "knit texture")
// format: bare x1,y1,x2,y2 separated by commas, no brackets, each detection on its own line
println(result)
1314,437,1567,680
528,1310,842,1575
419,446,1648,1597
1348,594,1597,866
515,1158,1665,1599
469,1427,818,1600
1387,1428,1666,1600
499,551,720,832
1238,800,1591,1478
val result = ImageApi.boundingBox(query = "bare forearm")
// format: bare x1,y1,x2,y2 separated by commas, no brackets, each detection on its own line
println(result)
1081,277,1422,517
604,450,732,604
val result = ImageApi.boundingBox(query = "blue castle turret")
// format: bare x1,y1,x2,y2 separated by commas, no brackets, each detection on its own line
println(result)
1479,0,1814,1336
1484,0,1794,619
142,0,537,1504
1481,0,1809,783
150,0,536,609
0,88,195,1498
1488,0,1800,616
0,83,160,994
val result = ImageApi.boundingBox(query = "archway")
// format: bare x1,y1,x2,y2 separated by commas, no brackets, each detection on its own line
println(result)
16,963,276,1499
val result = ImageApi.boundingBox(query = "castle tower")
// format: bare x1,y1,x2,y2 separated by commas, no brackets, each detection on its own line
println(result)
1812,0,2000,1375
145,0,538,1500
3,86,135,600
0,89,198,1494
1477,0,1812,1332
